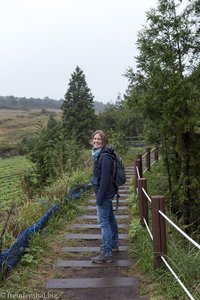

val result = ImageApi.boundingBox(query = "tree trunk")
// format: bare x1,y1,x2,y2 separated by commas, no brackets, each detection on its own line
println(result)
181,132,193,234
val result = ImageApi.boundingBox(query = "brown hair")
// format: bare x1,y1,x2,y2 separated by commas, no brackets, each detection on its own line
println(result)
91,130,108,147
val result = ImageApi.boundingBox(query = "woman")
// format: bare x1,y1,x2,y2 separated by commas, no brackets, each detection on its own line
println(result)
91,130,119,264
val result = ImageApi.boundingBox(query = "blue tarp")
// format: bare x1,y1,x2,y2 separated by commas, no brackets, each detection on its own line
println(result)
0,204,59,272
64,182,92,202
0,181,92,275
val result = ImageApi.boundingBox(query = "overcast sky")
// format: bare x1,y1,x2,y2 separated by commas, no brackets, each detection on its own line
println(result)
0,0,158,104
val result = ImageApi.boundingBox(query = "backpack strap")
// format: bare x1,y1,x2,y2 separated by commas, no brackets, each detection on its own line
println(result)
99,153,120,210
99,153,116,184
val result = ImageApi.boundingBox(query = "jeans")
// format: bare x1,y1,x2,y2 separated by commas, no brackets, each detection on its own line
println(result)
96,198,119,257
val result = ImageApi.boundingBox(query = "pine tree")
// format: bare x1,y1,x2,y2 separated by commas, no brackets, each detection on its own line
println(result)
61,66,96,146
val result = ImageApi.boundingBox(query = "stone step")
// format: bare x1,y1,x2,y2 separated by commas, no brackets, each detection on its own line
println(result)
72,223,128,229
66,233,128,240
57,259,131,268
46,277,137,289
61,245,129,253
79,215,129,220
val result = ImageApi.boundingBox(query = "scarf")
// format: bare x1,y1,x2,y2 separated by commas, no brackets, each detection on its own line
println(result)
92,147,102,161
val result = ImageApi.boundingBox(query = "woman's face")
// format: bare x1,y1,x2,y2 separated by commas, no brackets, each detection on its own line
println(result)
92,133,103,149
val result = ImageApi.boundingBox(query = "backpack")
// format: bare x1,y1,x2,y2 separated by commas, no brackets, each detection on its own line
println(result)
100,151,126,209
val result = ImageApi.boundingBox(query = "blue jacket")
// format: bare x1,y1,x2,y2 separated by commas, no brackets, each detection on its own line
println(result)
93,147,116,205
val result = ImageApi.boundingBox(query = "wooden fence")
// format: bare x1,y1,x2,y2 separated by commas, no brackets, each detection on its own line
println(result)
134,146,200,300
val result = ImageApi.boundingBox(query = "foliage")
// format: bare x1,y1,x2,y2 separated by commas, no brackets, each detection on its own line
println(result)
61,66,96,147
0,95,63,109
25,114,84,188
27,118,61,186
97,101,143,143
0,96,106,113
0,157,33,209
129,164,200,300
0,157,92,251
0,195,88,299
0,109,62,156
125,0,200,231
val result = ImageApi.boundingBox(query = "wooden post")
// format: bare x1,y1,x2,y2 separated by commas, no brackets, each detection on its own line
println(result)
151,195,167,268
138,178,148,226
134,159,138,193
145,147,151,171
154,145,159,162
137,154,143,178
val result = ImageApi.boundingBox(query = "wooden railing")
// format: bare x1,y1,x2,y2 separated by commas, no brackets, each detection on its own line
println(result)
134,147,200,300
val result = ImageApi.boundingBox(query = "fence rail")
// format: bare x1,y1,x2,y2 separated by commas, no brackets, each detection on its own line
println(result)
134,146,200,300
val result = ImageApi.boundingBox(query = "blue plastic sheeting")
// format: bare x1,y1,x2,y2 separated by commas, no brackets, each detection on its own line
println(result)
0,204,59,272
0,181,92,275
63,182,92,202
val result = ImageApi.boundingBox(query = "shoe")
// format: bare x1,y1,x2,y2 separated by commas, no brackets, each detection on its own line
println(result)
91,254,113,264
112,246,119,252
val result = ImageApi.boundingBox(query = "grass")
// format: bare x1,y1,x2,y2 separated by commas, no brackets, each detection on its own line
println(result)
0,108,61,148
0,145,135,293
0,164,91,251
128,161,200,300
0,157,33,208
0,142,144,297
0,194,90,299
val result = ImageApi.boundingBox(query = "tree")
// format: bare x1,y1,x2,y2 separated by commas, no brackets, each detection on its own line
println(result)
61,66,96,146
28,116,61,186
98,102,143,139
125,0,200,231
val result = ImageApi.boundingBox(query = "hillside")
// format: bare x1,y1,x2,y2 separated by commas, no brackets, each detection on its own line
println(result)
0,97,107,155
0,108,61,155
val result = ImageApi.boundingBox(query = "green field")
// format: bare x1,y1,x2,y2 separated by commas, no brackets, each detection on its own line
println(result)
0,156,32,210
0,108,61,148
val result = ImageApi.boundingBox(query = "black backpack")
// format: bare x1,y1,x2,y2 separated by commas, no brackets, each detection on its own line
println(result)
100,151,126,209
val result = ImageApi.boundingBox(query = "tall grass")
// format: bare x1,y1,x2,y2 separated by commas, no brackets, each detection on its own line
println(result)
128,162,200,300
0,160,91,250
0,192,89,298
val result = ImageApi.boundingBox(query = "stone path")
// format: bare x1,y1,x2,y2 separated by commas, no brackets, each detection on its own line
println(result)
46,166,147,300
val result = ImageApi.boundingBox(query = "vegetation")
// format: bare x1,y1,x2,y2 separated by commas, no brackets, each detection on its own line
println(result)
0,145,136,296
0,184,91,299
0,1,199,295
0,108,62,156
0,98,106,157
61,66,96,146
0,95,106,113
0,157,32,210
21,66,140,190
0,159,91,251
129,161,200,300
98,101,143,139
125,0,200,233
0,96,63,109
